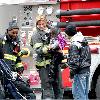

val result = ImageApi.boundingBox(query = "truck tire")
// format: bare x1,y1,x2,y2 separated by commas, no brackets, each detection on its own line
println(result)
95,75,100,99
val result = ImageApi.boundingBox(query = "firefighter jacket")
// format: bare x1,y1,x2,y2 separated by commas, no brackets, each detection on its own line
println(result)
0,34,23,72
67,32,91,75
30,27,51,68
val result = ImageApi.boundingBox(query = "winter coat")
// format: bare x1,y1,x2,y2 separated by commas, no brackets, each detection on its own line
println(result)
0,34,23,72
30,27,51,68
67,32,91,75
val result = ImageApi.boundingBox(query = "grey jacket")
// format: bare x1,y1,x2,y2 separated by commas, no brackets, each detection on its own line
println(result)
30,27,51,67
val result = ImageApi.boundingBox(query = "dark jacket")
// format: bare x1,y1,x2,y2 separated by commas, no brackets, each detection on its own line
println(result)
0,34,23,72
30,27,51,67
14,75,33,94
67,32,91,75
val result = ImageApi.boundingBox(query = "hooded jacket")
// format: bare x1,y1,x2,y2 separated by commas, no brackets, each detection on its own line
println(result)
67,32,91,74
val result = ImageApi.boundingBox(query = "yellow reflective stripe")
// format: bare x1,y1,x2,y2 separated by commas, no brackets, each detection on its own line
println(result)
42,45,49,54
16,62,23,68
2,41,5,44
34,43,43,49
45,60,50,65
4,54,17,61
36,59,50,66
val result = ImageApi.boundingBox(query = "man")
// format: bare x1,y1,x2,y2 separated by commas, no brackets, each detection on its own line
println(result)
65,24,91,100
0,21,24,72
0,21,36,99
30,16,54,99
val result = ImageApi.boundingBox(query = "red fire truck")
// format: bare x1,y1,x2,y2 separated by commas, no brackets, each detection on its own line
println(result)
55,0,100,99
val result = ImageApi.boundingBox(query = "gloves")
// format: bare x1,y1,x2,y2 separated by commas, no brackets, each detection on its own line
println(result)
16,67,24,74
42,46,49,54
18,50,28,56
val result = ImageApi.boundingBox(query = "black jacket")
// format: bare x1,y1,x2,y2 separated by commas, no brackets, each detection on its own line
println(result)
0,34,23,72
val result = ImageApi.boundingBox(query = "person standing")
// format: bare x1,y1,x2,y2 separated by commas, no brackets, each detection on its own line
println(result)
30,15,54,99
49,27,65,99
65,24,91,100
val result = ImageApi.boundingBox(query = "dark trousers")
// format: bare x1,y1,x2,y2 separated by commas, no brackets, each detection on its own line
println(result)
52,65,64,99
38,65,54,99
0,81,5,99
51,51,64,99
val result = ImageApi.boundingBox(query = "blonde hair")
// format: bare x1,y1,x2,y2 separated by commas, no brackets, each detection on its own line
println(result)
36,15,47,21
36,15,47,26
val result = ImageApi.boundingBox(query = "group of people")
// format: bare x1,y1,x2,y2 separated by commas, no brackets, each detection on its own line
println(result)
30,15,91,100
30,16,65,99
0,15,91,100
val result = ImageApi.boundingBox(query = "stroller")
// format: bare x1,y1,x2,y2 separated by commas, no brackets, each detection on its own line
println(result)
0,59,34,100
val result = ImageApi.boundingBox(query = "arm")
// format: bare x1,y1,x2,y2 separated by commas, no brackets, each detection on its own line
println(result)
67,45,80,78
15,43,24,73
14,80,33,93
30,31,49,55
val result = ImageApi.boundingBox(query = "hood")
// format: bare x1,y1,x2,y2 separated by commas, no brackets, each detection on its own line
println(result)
70,32,85,48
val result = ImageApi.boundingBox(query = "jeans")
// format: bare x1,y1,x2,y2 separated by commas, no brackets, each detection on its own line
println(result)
72,72,90,100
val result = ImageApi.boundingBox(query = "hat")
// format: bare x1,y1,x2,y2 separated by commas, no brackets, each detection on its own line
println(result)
7,21,19,31
65,24,77,36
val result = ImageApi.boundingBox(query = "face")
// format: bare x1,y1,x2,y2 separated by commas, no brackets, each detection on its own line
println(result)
37,20,47,30
8,28,19,39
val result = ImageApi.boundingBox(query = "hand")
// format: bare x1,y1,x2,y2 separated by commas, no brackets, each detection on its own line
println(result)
58,50,62,53
48,45,52,50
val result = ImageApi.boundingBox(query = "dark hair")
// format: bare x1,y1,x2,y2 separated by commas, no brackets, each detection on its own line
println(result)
65,24,77,36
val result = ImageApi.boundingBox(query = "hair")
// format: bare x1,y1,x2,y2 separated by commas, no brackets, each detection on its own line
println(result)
36,15,47,21
7,27,19,34
36,15,47,26
36,20,47,26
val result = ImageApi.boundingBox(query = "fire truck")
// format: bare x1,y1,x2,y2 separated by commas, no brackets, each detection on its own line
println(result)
54,0,100,99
